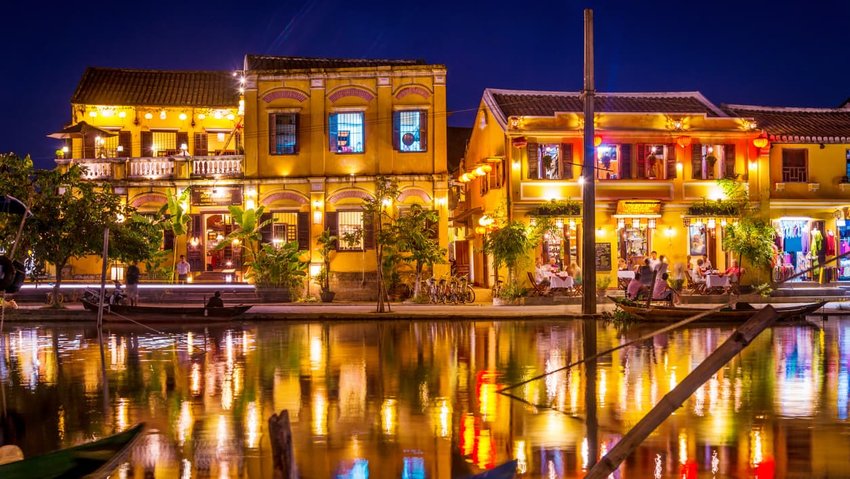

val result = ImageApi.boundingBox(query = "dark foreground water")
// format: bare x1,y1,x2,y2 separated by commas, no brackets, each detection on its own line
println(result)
2,317,850,478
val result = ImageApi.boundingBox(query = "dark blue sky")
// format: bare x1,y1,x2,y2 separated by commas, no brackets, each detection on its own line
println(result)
4,0,849,168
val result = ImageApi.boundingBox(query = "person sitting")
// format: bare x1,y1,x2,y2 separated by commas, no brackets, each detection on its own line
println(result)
547,257,560,274
638,259,653,285
626,272,647,300
652,272,679,305
109,280,124,305
723,259,742,280
695,258,709,278
534,258,550,285
617,257,628,271
648,251,661,271
568,262,582,285
206,291,224,308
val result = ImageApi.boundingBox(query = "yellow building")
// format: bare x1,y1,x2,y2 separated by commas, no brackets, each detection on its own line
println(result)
725,104,850,283
55,55,449,299
452,89,763,289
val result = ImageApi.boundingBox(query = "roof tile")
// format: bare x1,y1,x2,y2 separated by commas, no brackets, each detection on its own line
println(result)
723,104,850,143
71,68,239,107
244,54,429,71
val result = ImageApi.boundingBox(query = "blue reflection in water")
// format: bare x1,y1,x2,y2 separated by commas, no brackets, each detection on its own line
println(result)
336,458,369,479
402,456,425,479
840,325,850,420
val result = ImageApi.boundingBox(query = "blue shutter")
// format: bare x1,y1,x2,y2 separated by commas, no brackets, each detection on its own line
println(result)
392,111,400,150
419,111,427,152
329,114,338,152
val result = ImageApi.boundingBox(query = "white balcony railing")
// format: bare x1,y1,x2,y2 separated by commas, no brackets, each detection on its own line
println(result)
77,161,113,180
192,155,243,177
127,158,175,179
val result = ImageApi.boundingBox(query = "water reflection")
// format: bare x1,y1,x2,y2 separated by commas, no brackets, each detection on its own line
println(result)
2,319,850,477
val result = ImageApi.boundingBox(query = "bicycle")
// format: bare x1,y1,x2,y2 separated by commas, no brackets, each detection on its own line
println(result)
491,276,504,300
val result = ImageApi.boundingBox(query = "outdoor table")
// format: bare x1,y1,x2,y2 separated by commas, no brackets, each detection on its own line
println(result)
548,273,574,290
705,274,730,293
617,270,635,290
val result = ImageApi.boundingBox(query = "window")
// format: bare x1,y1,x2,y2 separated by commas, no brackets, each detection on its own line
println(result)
393,110,427,152
596,144,620,179
640,145,667,179
98,135,119,158
845,149,850,180
692,144,735,180
782,149,808,182
152,131,177,155
330,112,365,153
338,211,364,250
527,143,573,180
269,113,298,155
271,212,298,244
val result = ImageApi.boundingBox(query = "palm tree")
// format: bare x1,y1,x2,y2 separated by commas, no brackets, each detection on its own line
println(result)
157,189,191,283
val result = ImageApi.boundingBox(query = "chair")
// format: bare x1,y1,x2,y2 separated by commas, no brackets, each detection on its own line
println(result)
728,271,744,295
686,271,706,295
527,272,552,297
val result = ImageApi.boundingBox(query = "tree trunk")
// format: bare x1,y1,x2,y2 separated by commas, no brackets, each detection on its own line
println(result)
52,260,66,307
414,261,423,298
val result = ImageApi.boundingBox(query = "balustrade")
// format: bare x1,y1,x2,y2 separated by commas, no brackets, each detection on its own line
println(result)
192,155,244,177
77,161,113,180
127,158,175,179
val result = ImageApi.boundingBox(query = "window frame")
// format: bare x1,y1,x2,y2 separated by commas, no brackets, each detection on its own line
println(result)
781,148,808,183
393,110,428,153
596,144,621,180
337,210,365,251
269,113,298,155
537,144,564,180
329,111,366,154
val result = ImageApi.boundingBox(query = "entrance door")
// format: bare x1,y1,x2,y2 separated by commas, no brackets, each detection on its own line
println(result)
454,240,470,278
204,213,235,271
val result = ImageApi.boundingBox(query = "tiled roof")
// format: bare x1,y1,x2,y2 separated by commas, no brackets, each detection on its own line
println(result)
723,104,850,143
244,55,429,71
71,67,239,107
483,88,726,128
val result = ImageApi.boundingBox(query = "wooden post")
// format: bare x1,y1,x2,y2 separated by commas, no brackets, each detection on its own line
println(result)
584,305,780,479
268,409,295,479
645,270,658,309
97,227,110,328
581,8,597,315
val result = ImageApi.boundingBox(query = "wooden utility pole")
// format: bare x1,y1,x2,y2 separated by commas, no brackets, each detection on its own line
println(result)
584,306,781,478
581,9,596,315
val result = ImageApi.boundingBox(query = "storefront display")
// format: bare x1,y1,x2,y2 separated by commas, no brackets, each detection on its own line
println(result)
540,222,580,270
838,224,850,280
619,226,648,270
773,218,825,282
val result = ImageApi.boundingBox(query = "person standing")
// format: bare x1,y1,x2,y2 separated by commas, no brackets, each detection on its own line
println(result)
176,255,191,284
126,262,140,306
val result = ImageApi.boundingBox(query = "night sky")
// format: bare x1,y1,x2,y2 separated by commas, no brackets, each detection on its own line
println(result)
3,0,849,168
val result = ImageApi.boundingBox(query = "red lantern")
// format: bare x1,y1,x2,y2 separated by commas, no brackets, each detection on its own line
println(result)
753,134,769,149
511,136,528,148
594,135,603,147
676,136,692,148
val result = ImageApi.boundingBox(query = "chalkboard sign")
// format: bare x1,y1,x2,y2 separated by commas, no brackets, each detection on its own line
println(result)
595,243,612,271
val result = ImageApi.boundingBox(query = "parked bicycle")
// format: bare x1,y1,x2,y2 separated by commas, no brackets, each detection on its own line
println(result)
425,274,475,304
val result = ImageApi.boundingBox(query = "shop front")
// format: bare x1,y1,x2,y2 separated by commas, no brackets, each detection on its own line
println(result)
613,200,662,270
681,216,733,271
537,217,581,271
772,216,829,283
190,186,244,279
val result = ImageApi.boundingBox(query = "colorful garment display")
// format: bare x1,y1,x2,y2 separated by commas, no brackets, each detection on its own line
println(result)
827,231,836,256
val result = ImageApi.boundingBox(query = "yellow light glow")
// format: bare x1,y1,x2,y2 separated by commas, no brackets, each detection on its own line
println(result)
581,436,589,470
102,109,113,118
678,430,688,464
312,210,323,224
665,226,675,237
382,198,392,207
118,111,126,118
89,111,98,117
116,398,128,431
514,440,528,474
246,199,256,210
214,111,223,120
749,160,758,170
198,113,206,120
227,114,236,120
246,401,259,448
381,398,398,436
512,160,521,170
312,390,328,436
178,401,193,446
159,110,167,120
144,112,153,120
596,227,604,238
578,176,586,185
179,113,187,121
676,162,684,172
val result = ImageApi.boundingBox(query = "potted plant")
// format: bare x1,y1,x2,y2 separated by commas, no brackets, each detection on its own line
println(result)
249,241,309,302
315,229,337,302
596,275,611,298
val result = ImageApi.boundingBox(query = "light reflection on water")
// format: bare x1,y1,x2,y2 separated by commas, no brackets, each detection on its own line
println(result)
2,319,850,477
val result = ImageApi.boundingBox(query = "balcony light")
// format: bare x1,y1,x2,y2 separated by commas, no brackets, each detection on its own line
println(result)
144,112,153,120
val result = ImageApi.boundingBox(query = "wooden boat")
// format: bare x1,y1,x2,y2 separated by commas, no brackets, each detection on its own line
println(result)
81,298,252,322
609,297,826,323
0,423,145,479
465,460,517,479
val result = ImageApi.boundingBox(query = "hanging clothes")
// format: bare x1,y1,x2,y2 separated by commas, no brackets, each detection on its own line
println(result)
811,229,824,255
783,222,803,252
801,224,811,254
827,230,836,256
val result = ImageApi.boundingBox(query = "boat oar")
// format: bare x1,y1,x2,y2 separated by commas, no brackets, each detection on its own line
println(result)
499,302,731,395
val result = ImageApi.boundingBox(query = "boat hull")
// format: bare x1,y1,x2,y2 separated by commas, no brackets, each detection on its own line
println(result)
0,423,144,479
609,297,825,323
81,299,252,322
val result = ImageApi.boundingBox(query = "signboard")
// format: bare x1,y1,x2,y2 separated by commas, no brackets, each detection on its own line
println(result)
595,242,612,271
191,187,243,206
615,200,662,216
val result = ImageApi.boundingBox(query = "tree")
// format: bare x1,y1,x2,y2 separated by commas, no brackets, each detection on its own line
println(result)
0,154,149,306
315,229,338,294
218,205,269,277
157,188,191,283
362,177,400,313
723,217,775,283
483,220,532,287
394,204,445,298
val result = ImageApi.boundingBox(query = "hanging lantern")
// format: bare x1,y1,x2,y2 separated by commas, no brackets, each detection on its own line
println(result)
512,136,528,148
617,218,625,229
594,135,603,147
474,166,487,177
707,218,716,229
753,134,769,149
480,164,493,173
720,218,727,227
647,218,656,229
568,219,577,230
632,218,640,229
676,136,692,148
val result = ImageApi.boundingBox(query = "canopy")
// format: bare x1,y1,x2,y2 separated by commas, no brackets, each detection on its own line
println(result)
47,121,116,139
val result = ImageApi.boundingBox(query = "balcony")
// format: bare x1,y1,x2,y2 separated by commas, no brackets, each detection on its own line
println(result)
75,161,114,180
127,158,175,179
191,155,243,178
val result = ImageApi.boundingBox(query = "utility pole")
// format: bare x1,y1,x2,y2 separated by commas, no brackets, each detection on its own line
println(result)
581,9,597,315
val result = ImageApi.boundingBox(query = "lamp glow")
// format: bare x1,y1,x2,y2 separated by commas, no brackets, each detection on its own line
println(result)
159,110,167,120
179,113,187,121
594,135,603,147
144,112,153,120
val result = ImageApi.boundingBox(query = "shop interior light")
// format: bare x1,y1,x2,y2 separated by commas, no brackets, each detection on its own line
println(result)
838,219,846,227
617,218,625,229
665,226,674,237
568,219,576,230
720,218,727,227
647,218,656,229
632,218,640,229
707,218,716,229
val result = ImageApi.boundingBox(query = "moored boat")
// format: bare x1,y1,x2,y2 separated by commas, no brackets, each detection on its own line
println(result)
609,297,826,323
81,298,252,322
0,423,145,479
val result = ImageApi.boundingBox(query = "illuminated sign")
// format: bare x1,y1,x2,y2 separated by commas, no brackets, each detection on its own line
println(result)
191,187,243,206
615,200,662,216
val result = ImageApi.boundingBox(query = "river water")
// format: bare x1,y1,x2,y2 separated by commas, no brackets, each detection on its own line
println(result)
1,317,849,478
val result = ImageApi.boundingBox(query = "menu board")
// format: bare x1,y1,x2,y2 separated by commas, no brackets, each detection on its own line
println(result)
595,242,612,271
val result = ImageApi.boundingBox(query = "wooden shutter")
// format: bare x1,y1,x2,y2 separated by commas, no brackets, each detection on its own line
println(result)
194,133,208,156
297,212,309,250
140,131,153,157
118,131,132,157
527,142,539,179
724,144,736,178
326,212,339,250
260,213,273,244
561,143,573,179
83,134,96,159
363,212,375,250
666,143,677,179
691,143,703,179
392,111,400,150
163,230,174,250
293,114,300,154
177,132,189,154
620,144,632,179
328,114,338,152
268,114,276,154
419,110,428,151
191,215,201,236
636,144,647,179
